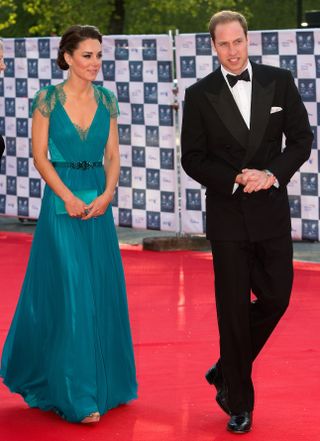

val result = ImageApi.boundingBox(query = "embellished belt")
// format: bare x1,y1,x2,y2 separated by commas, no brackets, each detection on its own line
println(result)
51,161,103,170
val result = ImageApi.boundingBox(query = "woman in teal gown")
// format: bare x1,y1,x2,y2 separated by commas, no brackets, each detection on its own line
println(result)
0,25,137,423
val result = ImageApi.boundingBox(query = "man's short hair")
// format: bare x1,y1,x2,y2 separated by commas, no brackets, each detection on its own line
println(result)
209,10,248,42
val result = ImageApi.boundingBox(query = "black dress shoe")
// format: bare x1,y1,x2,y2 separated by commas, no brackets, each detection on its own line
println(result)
227,411,252,434
205,364,230,415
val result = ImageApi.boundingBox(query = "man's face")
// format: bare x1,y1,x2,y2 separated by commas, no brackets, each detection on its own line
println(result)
213,20,248,75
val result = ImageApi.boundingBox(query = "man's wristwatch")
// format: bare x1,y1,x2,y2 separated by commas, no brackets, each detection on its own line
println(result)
263,169,279,188
263,169,274,178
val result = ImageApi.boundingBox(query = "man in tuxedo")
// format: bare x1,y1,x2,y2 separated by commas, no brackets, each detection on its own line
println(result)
0,39,5,159
181,11,313,434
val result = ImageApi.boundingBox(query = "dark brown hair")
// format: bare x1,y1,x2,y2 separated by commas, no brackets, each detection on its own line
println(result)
57,25,102,70
209,11,248,42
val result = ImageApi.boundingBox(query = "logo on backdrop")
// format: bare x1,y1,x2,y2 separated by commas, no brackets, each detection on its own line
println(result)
301,173,318,195
196,34,212,56
180,56,196,78
0,118,5,136
51,60,63,79
0,78,3,96
115,39,129,60
146,169,160,190
143,39,157,60
288,195,301,218
311,127,317,149
159,105,173,126
6,138,16,156
38,39,50,58
161,191,175,212
133,189,146,210
132,147,146,167
39,79,51,89
112,187,118,207
296,32,314,54
28,59,39,78
144,83,158,104
30,178,41,197
16,118,28,137
302,220,318,241
15,39,26,58
249,56,262,65
157,61,172,82
119,208,132,227
298,79,316,102
119,167,132,188
0,157,5,174
186,189,202,211
0,195,5,214
18,197,29,217
131,104,145,125
261,32,279,55
16,79,28,97
4,59,15,77
212,56,220,72
7,176,17,195
102,61,115,81
129,61,143,82
280,56,297,77
160,149,174,170
315,56,320,78
146,126,159,147
5,98,15,117
17,158,29,176
147,211,160,230
118,125,131,145
116,82,130,102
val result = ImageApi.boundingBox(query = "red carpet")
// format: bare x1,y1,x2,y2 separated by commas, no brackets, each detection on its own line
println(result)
0,232,319,441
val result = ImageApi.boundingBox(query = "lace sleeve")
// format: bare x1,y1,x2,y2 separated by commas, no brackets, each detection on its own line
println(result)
98,87,120,119
31,86,56,118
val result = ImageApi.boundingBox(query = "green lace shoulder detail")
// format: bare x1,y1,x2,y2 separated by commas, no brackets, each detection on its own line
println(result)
95,86,120,119
31,85,57,118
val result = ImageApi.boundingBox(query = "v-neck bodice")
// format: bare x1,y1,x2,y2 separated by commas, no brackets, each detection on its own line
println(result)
55,82,100,142
32,83,119,163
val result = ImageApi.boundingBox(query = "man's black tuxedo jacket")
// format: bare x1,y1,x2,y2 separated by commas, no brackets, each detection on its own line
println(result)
181,62,313,241
0,135,4,160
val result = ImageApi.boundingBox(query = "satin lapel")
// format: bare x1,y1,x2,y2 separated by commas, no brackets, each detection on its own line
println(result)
205,81,249,149
243,75,275,165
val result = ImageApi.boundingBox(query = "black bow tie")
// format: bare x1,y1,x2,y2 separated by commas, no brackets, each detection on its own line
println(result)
226,69,250,87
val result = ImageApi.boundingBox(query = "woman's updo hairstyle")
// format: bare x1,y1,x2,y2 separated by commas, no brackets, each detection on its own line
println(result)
57,25,102,70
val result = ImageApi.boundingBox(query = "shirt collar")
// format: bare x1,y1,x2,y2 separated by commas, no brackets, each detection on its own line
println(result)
221,60,252,82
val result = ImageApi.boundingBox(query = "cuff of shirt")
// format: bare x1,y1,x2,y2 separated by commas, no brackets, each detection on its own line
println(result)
232,183,239,194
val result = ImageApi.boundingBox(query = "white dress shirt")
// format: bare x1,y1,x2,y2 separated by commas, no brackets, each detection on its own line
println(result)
221,62,252,193
221,61,252,129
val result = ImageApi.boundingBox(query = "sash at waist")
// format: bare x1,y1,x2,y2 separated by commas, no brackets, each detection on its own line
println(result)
51,161,103,170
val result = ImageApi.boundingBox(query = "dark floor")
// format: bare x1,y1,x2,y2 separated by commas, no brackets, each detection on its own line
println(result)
1,215,319,262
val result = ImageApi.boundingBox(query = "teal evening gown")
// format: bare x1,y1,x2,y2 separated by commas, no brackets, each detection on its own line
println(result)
0,83,138,422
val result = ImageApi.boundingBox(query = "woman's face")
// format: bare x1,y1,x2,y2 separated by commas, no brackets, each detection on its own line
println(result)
0,44,6,73
64,38,102,82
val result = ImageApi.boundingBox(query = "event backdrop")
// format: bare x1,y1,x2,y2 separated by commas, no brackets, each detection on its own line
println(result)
0,35,178,231
1,30,320,239
176,29,320,240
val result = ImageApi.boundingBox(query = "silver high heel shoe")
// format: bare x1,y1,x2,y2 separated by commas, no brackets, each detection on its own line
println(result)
81,412,100,424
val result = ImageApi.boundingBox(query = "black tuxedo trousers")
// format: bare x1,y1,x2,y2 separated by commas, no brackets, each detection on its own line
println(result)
211,234,293,413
